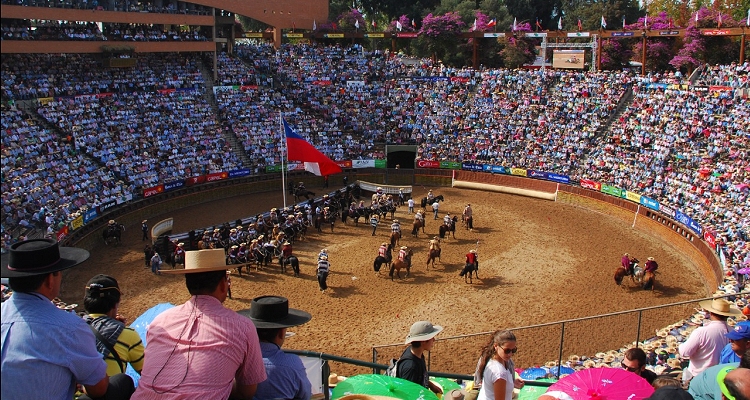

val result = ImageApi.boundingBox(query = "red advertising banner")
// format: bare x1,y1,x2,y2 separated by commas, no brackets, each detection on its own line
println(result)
186,175,206,186
450,77,469,83
335,160,352,168
416,159,441,169
704,230,717,248
709,85,732,92
96,92,114,98
396,32,419,38
56,226,69,241
205,171,229,183
157,88,176,94
240,85,259,91
312,80,332,86
143,184,165,198
702,29,731,36
580,179,602,191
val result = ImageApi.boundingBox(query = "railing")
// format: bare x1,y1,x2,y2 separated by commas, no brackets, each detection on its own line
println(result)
284,349,553,400
371,292,748,379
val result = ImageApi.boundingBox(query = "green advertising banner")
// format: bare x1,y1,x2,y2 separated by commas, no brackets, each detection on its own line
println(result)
601,184,624,197
265,165,282,173
374,159,387,168
440,161,461,170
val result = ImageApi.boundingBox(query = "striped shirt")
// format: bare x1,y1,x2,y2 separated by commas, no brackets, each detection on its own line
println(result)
86,313,145,376
317,260,330,274
370,216,379,227
132,295,266,400
391,223,401,232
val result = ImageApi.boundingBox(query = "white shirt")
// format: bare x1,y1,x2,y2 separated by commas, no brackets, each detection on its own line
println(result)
477,359,513,400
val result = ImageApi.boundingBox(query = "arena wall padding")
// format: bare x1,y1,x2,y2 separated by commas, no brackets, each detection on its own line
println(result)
452,180,557,201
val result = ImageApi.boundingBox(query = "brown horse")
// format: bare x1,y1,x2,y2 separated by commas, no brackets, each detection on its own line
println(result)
411,219,424,237
643,271,655,291
389,248,413,280
614,267,629,286
390,231,401,247
427,248,441,269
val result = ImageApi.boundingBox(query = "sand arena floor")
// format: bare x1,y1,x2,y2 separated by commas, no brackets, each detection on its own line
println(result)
59,186,706,375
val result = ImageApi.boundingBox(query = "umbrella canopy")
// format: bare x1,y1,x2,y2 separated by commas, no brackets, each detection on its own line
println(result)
331,374,438,400
518,378,557,400
548,366,575,377
521,368,549,380
429,377,461,394
126,303,175,387
737,267,750,275
547,368,653,400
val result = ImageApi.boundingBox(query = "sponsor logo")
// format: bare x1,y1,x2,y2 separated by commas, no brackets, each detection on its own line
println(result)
417,159,440,168
528,170,547,179
206,172,228,182
396,32,419,38
324,33,345,38
98,200,117,213
611,32,635,37
484,33,506,38
143,186,163,198
335,160,352,168
547,173,570,184
702,29,730,36
658,30,679,36
229,169,251,178
164,180,185,191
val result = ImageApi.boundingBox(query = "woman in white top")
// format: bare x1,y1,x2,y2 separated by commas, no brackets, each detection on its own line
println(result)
476,330,525,400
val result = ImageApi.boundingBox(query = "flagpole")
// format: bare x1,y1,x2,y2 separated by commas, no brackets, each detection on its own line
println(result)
280,112,287,208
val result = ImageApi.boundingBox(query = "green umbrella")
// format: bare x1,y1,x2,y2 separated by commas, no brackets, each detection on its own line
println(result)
429,377,462,394
517,378,557,400
331,374,438,400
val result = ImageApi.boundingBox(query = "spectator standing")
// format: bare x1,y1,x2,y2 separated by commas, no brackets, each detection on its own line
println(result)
719,321,750,364
1,239,134,400
317,255,330,293
396,321,444,397
475,330,524,400
680,298,743,383
370,213,379,236
144,244,154,268
463,203,473,230
408,197,415,214
239,295,313,400
132,249,266,400
432,200,440,220
141,220,148,241
83,274,145,377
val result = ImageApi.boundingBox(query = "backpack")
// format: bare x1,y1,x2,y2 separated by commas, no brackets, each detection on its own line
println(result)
386,358,400,377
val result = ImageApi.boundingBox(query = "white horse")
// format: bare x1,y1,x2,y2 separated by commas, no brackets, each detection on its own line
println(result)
633,265,644,283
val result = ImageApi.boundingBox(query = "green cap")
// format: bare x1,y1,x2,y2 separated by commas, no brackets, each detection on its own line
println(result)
717,366,736,400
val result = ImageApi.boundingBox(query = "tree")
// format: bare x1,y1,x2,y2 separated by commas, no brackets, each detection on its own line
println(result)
413,12,466,65
670,7,742,71
600,38,634,70
505,0,562,30
498,22,536,68
338,8,367,32
626,12,679,72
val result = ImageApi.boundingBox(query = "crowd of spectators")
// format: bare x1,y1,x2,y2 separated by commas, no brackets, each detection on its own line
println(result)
103,23,208,41
700,62,750,88
1,0,211,15
1,20,105,40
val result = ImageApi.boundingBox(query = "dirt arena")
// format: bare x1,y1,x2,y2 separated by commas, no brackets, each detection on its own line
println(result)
59,186,707,375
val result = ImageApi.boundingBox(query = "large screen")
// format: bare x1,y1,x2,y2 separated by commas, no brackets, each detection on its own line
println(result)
552,50,585,69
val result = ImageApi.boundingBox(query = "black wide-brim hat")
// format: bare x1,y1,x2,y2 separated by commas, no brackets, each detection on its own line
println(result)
1,238,90,278
238,295,312,329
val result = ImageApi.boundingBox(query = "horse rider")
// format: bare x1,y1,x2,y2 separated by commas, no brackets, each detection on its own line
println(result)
463,203,473,230
414,210,425,225
281,241,293,263
229,228,239,244
322,194,332,208
237,242,248,263
621,253,634,275
398,246,408,263
391,219,401,236
270,208,279,225
644,257,658,274
228,245,240,264
297,182,306,191
443,213,453,227
211,228,222,245
174,242,186,266
370,213,379,236
427,189,435,202
378,243,389,258
318,248,329,261
429,236,441,252
465,249,478,269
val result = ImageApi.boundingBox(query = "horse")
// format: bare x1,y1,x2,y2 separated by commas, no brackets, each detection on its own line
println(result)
614,258,640,286
373,244,393,274
294,188,315,202
102,223,125,245
459,261,479,283
390,230,401,247
411,219,425,238
642,271,655,291
420,194,445,209
427,248,441,269
439,216,458,239
280,255,301,277
389,248,413,281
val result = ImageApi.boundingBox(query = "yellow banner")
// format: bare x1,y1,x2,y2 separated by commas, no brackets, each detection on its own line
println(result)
70,215,84,231
365,33,385,38
325,33,345,38
625,191,641,203
510,168,527,177
285,33,304,38
38,97,54,105
244,33,264,38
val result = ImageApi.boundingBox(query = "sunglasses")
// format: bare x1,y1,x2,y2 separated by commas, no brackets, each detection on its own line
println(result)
499,347,518,354
621,362,640,372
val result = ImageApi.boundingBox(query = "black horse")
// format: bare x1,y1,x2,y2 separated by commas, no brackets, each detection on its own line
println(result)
420,194,445,209
103,223,125,245
459,261,479,284
439,216,459,239
280,255,301,277
374,244,394,274
294,188,316,202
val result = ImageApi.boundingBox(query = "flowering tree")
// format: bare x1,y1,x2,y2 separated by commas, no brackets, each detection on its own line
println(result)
337,8,367,32
498,22,536,68
670,7,741,70
387,15,416,33
625,12,679,71
414,12,466,64
600,38,635,71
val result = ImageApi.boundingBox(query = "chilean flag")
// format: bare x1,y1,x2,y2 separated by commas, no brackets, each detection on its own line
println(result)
283,119,342,176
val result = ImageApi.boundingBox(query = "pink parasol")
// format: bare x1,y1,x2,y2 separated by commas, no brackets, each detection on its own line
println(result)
547,367,653,400
738,267,750,275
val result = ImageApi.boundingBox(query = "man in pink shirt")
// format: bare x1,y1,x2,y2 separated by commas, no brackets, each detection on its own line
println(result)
132,249,266,400
679,298,742,383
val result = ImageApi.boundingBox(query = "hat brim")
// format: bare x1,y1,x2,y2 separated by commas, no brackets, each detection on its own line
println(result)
405,325,443,344
1,247,90,278
725,331,750,340
160,264,230,274
237,308,312,329
699,299,743,317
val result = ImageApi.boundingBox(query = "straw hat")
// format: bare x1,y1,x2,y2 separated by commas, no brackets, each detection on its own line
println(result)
657,328,669,338
161,249,229,274
700,298,743,317
603,354,616,363
568,355,580,364
142,220,147,224
544,360,558,368
583,359,596,368
667,358,682,369
328,373,347,387
595,352,607,359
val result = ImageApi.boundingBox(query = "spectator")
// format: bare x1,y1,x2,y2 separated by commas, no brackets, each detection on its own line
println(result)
396,321,444,397
719,367,750,400
622,347,658,384
132,249,266,399
316,254,330,293
474,329,524,400
646,386,695,400
720,321,750,364
688,349,749,400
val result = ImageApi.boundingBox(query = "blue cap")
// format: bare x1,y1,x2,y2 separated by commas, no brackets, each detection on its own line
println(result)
725,321,750,340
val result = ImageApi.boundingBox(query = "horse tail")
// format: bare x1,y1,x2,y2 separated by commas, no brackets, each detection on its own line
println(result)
388,264,395,277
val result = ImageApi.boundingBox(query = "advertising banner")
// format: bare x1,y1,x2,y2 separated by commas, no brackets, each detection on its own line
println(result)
164,179,185,191
546,173,570,184
417,159,440,169
56,226,69,241
440,161,461,169
528,170,548,180
186,175,206,186
324,33,345,38
484,33,506,38
462,162,483,172
659,204,675,218
205,172,228,183
611,32,635,37
229,168,251,178
601,184,624,197
639,196,660,211
396,32,419,38
143,184,164,198
266,165,282,173
374,159,386,168
312,80,332,86
83,208,98,224
365,33,385,38
98,199,117,214
38,97,54,106
335,160,352,168
625,191,641,203
70,215,84,231
482,164,507,174
510,168,527,177
580,179,601,191
346,80,366,87
674,210,702,234
704,230,717,248
352,160,375,168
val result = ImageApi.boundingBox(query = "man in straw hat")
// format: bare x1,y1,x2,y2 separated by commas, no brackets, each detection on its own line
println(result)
1,239,134,399
238,296,312,400
132,249,266,400
396,321,444,396
679,298,743,383
141,219,149,241
317,255,330,293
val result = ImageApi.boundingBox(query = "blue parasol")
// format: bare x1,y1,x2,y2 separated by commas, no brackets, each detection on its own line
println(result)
547,366,575,376
520,368,549,380
125,303,175,387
